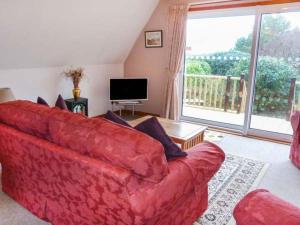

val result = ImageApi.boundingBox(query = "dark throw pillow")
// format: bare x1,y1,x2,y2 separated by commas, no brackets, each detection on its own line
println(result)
37,97,49,106
104,110,131,127
135,117,187,160
55,94,68,110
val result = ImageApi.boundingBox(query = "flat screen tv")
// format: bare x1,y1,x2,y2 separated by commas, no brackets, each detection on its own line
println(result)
110,78,148,101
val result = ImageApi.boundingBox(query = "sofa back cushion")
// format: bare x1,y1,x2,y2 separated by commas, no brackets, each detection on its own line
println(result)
0,100,51,138
48,109,169,182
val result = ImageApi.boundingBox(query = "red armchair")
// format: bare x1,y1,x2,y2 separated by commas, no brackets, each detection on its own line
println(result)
0,101,225,225
291,110,300,169
234,189,300,225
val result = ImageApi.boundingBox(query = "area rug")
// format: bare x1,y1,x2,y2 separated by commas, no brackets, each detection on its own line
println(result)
194,154,269,225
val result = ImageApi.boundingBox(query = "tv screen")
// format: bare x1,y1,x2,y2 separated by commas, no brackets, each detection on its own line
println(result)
110,78,148,101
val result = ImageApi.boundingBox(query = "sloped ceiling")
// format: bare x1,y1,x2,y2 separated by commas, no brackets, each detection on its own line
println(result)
0,0,159,69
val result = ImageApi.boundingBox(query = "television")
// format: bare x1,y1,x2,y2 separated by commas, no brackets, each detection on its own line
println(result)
110,78,148,101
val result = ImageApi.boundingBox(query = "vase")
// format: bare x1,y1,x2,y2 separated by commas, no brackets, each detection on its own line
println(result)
73,88,81,100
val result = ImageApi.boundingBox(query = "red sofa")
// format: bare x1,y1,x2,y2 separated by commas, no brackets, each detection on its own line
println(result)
290,110,300,169
234,189,300,225
0,100,225,225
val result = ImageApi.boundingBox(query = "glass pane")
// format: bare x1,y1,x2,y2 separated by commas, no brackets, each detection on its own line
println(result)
250,11,300,134
182,14,255,126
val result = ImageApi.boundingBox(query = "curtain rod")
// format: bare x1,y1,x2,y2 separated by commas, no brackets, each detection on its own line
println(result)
190,0,267,7
189,0,297,11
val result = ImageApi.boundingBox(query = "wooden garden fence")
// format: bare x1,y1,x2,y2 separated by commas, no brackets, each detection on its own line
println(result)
184,75,300,120
183,74,247,113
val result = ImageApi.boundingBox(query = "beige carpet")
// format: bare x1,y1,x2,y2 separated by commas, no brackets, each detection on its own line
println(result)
0,172,49,225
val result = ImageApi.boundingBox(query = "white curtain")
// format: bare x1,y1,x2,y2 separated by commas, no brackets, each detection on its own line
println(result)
163,3,188,120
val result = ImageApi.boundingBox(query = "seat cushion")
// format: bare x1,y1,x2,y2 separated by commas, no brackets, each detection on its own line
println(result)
48,109,169,182
0,100,51,138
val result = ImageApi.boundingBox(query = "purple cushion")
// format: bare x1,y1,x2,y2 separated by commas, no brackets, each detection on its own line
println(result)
55,94,68,110
135,117,187,160
37,97,49,106
104,110,131,127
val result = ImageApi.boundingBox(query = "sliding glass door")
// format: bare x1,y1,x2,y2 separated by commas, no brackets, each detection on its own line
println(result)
250,11,300,135
181,3,300,141
182,10,256,128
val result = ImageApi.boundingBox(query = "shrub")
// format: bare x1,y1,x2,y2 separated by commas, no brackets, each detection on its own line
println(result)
228,56,297,115
186,59,212,75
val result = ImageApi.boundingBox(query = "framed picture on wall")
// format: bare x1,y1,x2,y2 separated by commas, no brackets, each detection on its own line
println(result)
145,30,163,48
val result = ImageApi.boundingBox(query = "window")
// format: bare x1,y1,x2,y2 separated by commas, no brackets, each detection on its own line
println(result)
180,3,300,141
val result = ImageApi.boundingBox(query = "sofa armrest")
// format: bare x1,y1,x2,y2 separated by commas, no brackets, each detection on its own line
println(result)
125,142,224,223
177,141,225,192
184,141,225,174
234,189,300,225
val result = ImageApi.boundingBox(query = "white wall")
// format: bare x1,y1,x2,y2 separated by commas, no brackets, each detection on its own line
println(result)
0,64,123,117
0,1,162,116
0,0,159,69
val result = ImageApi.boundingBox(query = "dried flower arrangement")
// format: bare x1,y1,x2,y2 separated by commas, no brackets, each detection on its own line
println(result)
64,67,85,88
64,67,85,99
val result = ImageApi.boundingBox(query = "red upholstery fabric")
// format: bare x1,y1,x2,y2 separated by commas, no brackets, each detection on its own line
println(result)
0,101,225,225
177,141,225,198
48,108,169,182
146,189,208,225
290,110,300,169
0,100,51,138
127,142,225,224
0,124,134,224
0,123,225,225
234,189,300,225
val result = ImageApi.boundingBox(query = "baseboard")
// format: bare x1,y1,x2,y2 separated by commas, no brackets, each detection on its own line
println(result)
207,126,290,145
95,110,159,118
125,110,159,117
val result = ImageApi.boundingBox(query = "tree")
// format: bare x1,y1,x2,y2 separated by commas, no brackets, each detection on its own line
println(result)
261,28,300,65
234,15,291,55
260,14,291,43
235,37,253,53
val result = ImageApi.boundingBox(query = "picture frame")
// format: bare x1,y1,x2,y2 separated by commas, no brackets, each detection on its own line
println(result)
145,30,163,48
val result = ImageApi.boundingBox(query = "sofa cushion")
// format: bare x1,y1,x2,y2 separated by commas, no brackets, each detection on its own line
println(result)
135,117,187,160
0,100,51,138
55,94,68,110
48,109,169,182
37,97,49,107
104,110,131,127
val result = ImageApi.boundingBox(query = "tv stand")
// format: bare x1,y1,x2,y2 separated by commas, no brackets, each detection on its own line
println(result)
111,101,143,117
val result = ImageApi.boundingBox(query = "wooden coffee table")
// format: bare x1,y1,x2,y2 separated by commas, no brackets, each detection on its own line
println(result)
129,116,207,150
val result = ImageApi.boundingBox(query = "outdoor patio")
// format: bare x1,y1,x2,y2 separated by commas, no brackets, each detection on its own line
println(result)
182,105,293,135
